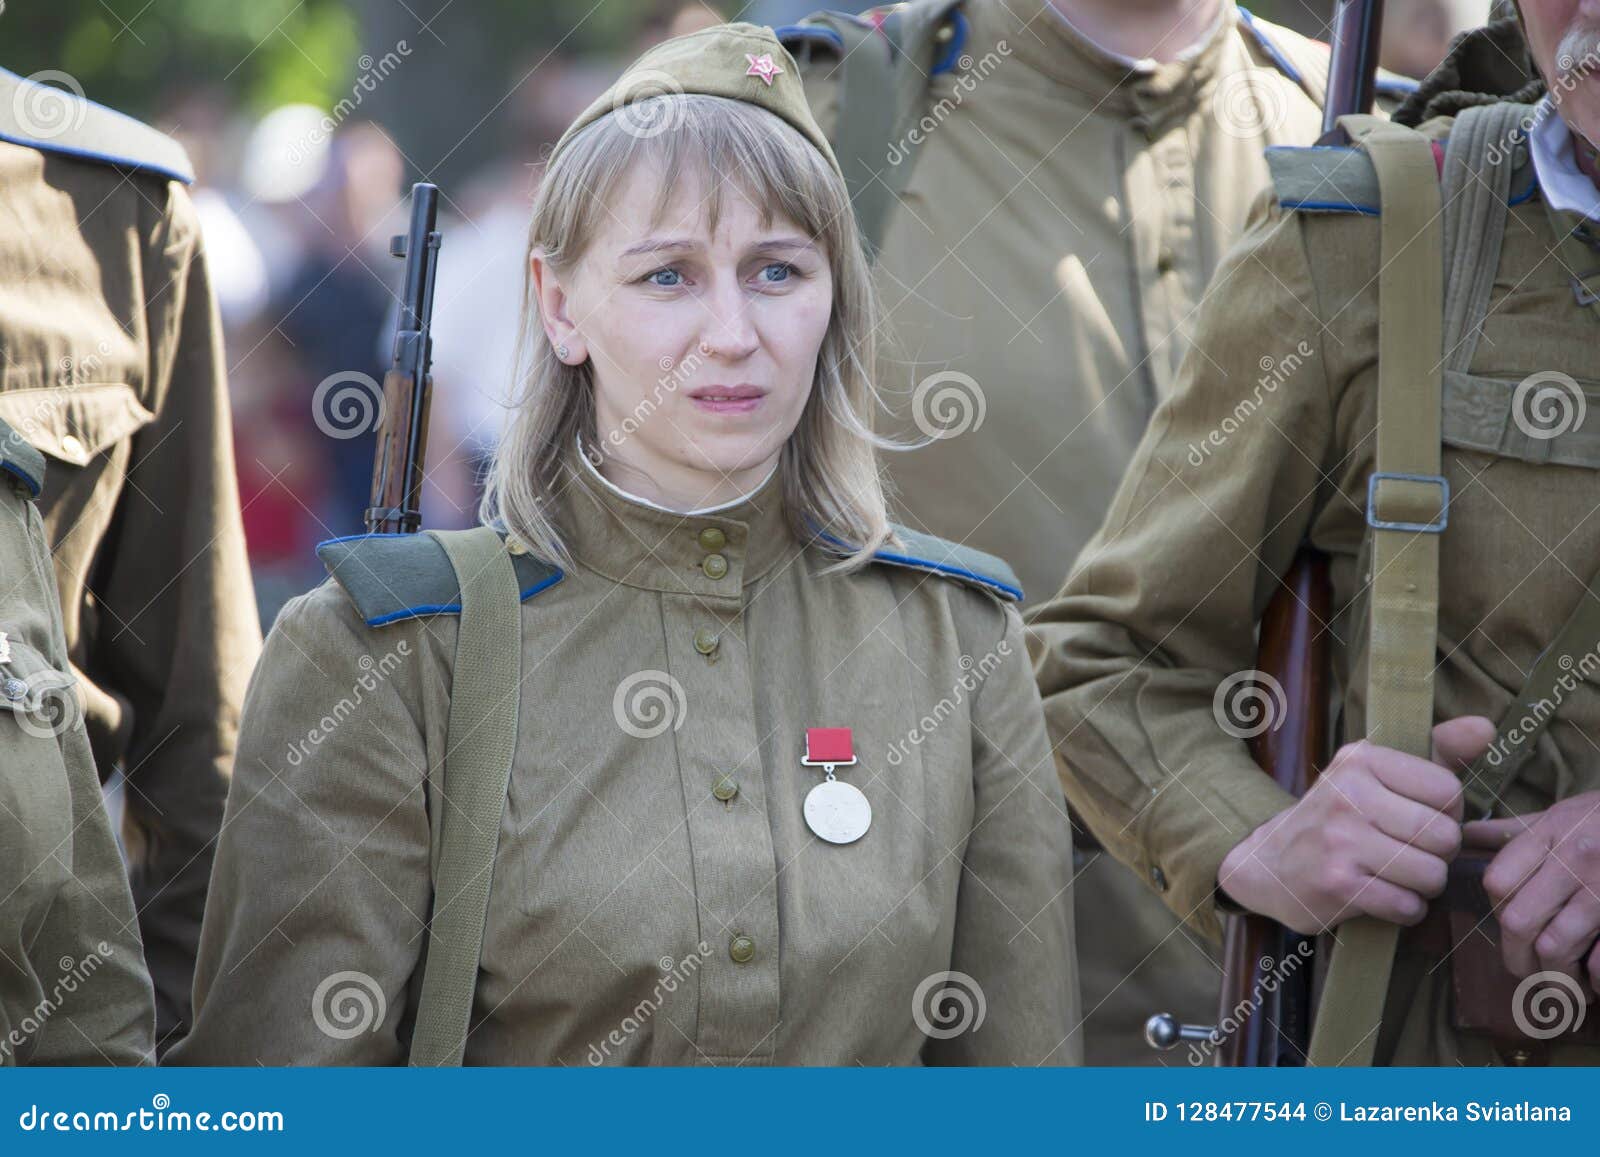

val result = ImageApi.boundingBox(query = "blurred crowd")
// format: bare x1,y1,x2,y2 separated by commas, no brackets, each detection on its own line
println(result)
153,0,1476,627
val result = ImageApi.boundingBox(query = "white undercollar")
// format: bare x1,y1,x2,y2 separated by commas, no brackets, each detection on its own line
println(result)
1530,98,1600,222
577,437,779,516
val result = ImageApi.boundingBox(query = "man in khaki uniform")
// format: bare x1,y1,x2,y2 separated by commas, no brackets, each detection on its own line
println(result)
0,67,261,1048
0,417,155,1065
1033,6,1600,1064
783,0,1412,1061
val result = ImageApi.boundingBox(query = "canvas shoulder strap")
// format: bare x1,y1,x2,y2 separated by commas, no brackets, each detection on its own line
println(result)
1308,115,1445,1068
408,526,524,1066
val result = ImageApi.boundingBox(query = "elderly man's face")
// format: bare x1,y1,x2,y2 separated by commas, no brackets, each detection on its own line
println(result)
1521,0,1600,140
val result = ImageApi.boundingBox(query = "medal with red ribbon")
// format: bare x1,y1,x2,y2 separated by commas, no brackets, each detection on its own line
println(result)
801,727,871,844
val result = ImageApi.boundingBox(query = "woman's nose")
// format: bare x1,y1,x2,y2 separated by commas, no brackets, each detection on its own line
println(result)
697,295,759,360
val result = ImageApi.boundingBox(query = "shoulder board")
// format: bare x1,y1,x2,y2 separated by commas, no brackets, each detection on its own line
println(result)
0,67,194,185
0,416,44,498
818,525,1021,601
316,531,563,628
774,21,847,56
777,1,966,74
1265,145,1381,215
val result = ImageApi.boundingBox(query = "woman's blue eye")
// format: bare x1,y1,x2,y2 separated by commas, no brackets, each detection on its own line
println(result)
646,268,683,287
758,262,796,283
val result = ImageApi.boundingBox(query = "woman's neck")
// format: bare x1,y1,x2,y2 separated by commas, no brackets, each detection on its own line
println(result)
583,440,779,514
1050,0,1222,63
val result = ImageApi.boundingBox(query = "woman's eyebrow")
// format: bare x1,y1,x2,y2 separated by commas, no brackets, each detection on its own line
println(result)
749,236,817,254
619,237,702,258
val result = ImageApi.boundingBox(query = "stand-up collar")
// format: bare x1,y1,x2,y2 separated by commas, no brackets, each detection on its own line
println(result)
976,0,1236,119
558,455,804,599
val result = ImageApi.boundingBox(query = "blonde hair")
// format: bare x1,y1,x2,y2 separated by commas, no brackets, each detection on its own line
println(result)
479,92,895,571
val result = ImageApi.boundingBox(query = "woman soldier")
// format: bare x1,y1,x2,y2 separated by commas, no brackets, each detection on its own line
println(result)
169,23,1079,1067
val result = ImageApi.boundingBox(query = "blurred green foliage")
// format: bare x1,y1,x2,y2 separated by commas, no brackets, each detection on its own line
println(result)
0,0,648,119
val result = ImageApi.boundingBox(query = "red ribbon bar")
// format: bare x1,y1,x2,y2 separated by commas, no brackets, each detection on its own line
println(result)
804,727,853,765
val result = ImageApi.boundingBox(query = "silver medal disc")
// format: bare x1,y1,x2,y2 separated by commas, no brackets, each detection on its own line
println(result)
804,778,872,844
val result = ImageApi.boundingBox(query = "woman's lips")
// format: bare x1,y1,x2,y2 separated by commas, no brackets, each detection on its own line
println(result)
688,385,766,414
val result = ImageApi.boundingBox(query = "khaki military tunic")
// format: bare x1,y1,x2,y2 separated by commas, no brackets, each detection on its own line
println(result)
793,0,1336,1062
0,88,262,1044
0,418,155,1066
170,464,1080,1065
1031,110,1600,1064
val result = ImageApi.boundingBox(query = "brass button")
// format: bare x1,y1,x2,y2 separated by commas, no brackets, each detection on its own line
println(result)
1156,247,1175,275
697,527,726,552
729,934,756,963
1150,865,1169,892
506,537,528,556
702,553,728,580
712,775,739,802
59,434,84,459
693,628,720,656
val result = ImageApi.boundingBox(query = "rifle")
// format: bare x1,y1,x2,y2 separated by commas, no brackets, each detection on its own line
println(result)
366,182,443,535
1146,0,1384,1066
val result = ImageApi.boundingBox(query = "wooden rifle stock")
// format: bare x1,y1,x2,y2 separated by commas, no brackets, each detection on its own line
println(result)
1215,549,1330,1065
367,182,442,535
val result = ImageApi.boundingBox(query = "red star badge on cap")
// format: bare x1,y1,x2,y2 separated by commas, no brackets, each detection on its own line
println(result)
745,52,783,86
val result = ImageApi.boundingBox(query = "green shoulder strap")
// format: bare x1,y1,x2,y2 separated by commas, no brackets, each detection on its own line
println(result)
408,526,524,1067
1308,115,1445,1068
806,0,964,256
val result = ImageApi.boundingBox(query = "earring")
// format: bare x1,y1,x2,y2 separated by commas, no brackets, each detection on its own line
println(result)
557,344,570,361
697,340,712,356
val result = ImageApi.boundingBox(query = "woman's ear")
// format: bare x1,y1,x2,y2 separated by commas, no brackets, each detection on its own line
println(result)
530,250,586,365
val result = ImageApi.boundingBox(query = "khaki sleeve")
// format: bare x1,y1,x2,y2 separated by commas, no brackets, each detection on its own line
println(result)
166,583,431,1066
1028,194,1342,942
926,596,1081,1066
9,498,155,1066
27,713,157,1066
91,181,262,1044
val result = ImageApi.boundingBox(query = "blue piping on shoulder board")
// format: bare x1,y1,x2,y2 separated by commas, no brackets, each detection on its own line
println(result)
0,67,195,185
773,23,844,53
1234,6,1301,85
365,570,565,628
815,529,1024,603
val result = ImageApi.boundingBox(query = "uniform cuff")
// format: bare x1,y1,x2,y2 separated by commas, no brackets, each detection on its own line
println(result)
1138,764,1298,940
